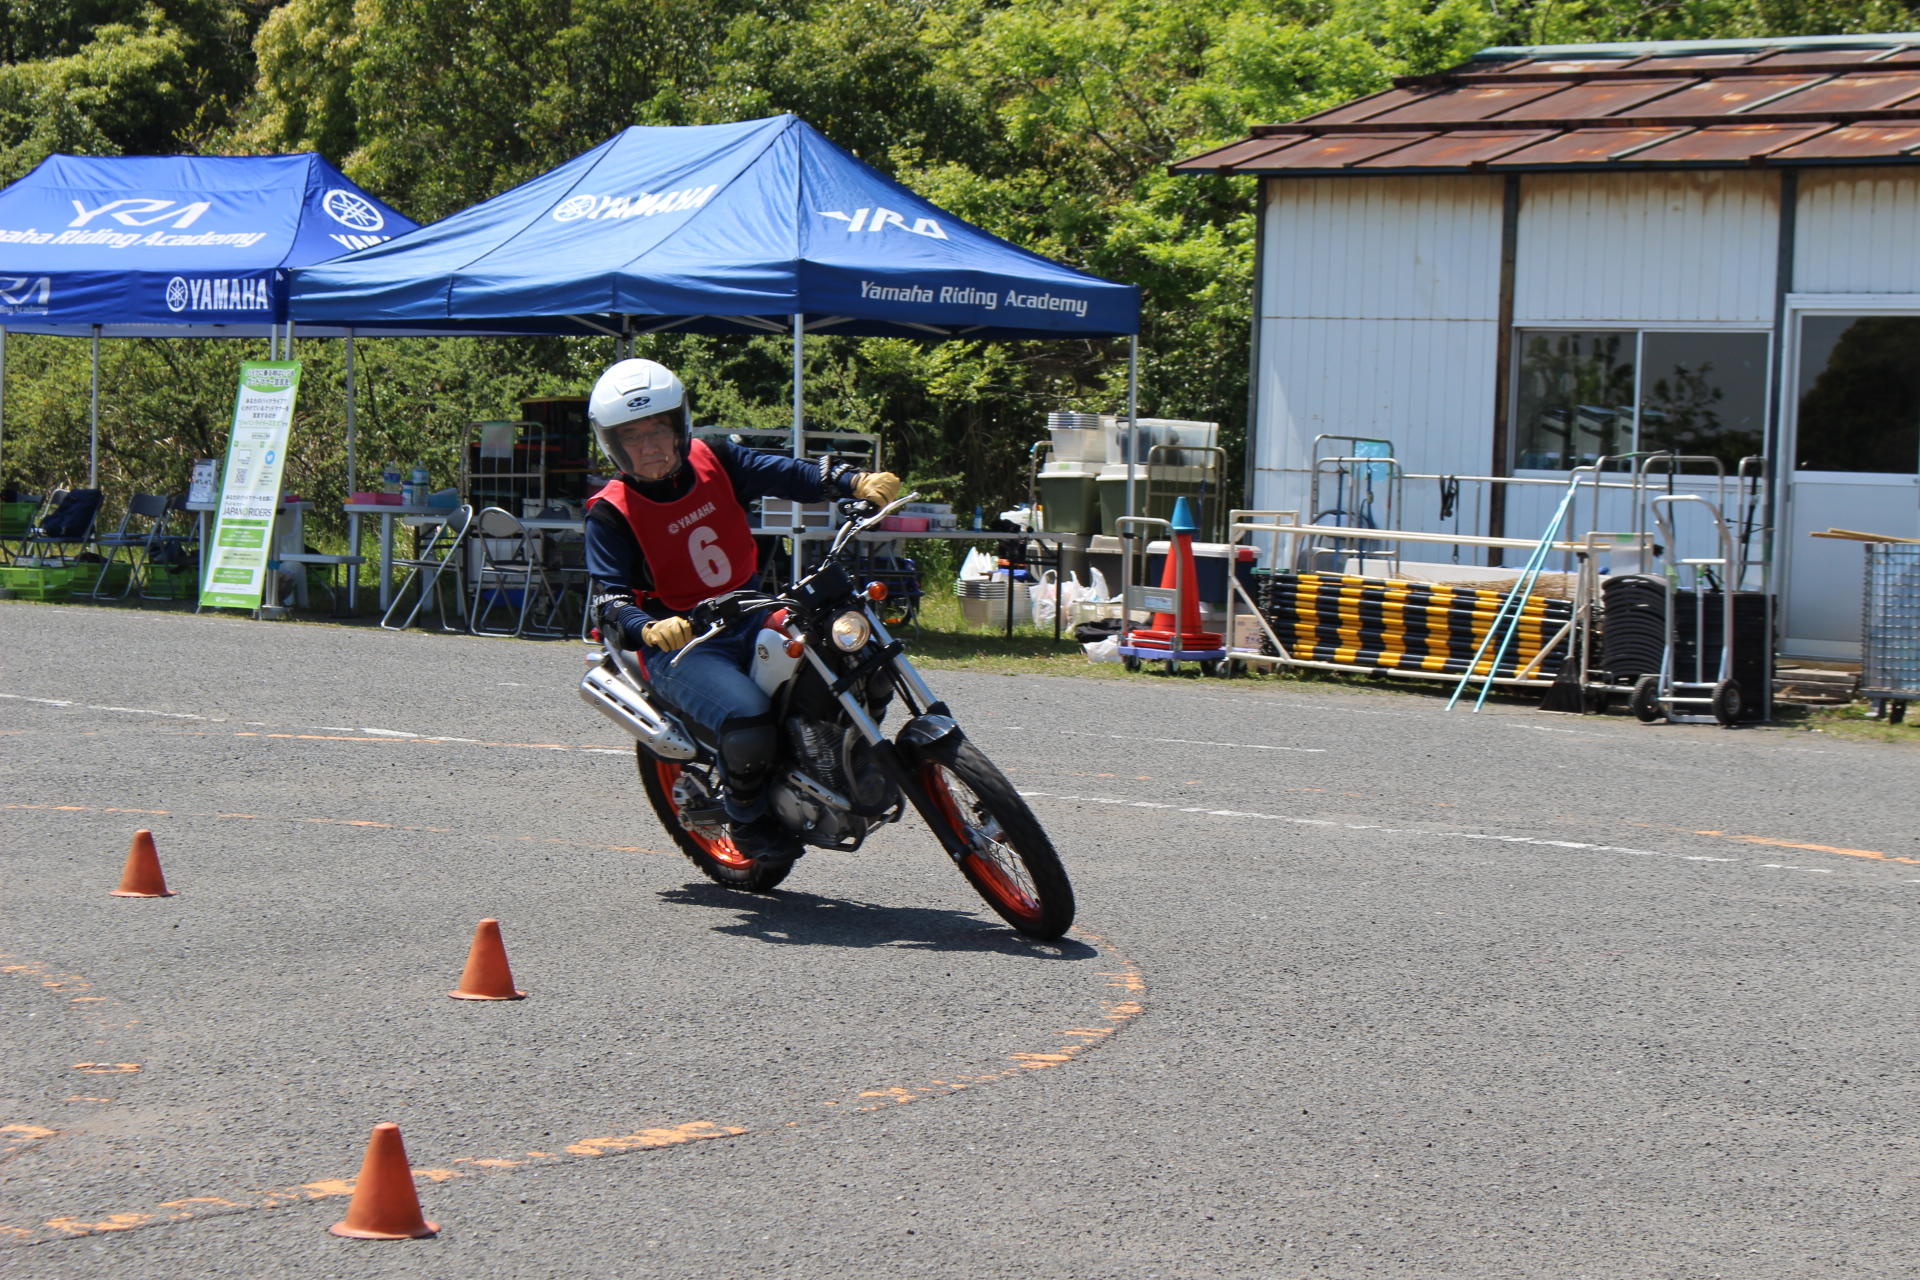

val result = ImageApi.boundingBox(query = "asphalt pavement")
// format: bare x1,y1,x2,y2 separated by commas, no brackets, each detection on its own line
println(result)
3,601,1916,1279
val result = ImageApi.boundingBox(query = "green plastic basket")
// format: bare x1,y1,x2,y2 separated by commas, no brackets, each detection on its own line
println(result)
0,500,36,538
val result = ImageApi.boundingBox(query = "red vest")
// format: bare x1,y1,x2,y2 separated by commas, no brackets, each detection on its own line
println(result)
588,439,759,611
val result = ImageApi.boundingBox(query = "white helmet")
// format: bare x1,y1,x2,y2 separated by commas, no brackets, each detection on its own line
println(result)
588,358,691,475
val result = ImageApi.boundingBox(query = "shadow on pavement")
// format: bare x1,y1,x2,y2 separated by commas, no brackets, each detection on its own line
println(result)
659,882,1096,959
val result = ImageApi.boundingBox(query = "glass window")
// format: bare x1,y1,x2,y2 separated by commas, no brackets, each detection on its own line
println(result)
1795,315,1920,474
1513,330,1635,470
1512,328,1770,472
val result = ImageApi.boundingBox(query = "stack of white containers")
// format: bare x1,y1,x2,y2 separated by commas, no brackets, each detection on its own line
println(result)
1037,411,1105,534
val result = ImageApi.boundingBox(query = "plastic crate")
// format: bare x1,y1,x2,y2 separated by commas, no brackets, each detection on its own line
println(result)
145,564,200,599
0,563,80,599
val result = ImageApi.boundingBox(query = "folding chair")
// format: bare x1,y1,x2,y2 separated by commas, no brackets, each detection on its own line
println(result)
467,506,555,637
135,496,200,601
14,488,102,564
85,493,172,599
381,503,474,631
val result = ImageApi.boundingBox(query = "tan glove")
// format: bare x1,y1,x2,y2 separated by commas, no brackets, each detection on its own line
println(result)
853,471,901,505
640,616,694,650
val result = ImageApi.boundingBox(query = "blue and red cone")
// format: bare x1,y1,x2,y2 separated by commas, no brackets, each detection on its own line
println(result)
1125,497,1225,656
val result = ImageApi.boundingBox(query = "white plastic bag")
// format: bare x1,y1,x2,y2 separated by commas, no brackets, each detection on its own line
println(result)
1028,570,1060,628
1084,566,1112,602
1081,634,1122,663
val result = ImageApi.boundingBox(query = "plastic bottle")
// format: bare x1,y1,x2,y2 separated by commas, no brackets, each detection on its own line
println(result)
408,464,429,506
382,461,402,497
972,504,983,531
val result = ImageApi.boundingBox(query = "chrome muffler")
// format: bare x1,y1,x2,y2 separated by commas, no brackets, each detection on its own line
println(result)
578,663,697,759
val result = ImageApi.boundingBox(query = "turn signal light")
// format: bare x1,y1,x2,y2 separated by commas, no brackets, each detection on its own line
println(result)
785,638,806,659
865,581,888,602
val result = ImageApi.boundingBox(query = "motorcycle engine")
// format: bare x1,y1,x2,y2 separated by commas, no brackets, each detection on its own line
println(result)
772,717,902,847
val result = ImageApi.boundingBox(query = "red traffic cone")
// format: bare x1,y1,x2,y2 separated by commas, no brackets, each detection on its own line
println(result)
329,1122,439,1239
1128,498,1222,654
109,830,176,898
448,918,526,1000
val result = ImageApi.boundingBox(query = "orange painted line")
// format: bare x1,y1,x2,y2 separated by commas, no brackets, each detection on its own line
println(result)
1694,830,1920,866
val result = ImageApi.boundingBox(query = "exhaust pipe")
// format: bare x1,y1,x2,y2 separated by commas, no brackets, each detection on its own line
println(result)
578,665,697,759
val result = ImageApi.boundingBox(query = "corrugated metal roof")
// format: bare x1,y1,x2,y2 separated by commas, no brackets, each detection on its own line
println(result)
1174,34,1920,175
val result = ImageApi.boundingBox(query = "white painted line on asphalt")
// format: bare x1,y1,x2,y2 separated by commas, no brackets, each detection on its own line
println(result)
1017,788,1911,884
0,693,209,720
1050,728,1328,753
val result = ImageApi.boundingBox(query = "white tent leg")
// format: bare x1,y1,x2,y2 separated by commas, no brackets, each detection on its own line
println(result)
345,332,357,494
1123,334,1139,538
0,328,7,480
90,326,100,487
791,313,805,585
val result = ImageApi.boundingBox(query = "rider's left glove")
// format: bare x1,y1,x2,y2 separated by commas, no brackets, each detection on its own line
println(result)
853,471,901,506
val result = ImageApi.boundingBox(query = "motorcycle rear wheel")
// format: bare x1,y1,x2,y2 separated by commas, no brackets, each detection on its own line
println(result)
637,748,794,893
915,737,1075,939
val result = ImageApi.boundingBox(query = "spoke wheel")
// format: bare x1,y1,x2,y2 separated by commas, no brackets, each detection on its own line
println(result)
637,747,793,892
915,736,1074,939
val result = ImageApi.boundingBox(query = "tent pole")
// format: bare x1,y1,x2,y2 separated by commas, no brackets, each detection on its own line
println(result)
1124,334,1139,541
792,313,805,586
90,326,101,487
345,331,357,494
0,327,7,481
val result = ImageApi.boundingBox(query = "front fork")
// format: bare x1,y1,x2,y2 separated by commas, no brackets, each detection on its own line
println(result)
795,609,973,863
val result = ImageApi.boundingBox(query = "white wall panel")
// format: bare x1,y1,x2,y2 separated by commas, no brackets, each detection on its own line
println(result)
1795,168,1920,294
1261,176,1503,322
1515,171,1778,324
1253,317,1496,533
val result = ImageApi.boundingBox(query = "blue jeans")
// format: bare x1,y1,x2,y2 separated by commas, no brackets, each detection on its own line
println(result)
642,610,775,819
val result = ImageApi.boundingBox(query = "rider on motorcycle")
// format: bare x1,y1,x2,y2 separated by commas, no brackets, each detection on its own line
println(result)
583,358,900,860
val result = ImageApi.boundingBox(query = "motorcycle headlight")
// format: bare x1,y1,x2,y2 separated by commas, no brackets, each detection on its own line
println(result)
830,610,872,652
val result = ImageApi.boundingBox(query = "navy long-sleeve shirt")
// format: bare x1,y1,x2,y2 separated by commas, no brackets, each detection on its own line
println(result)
586,439,857,633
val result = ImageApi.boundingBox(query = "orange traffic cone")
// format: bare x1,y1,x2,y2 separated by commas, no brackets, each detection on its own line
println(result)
448,918,526,1000
109,830,176,898
329,1122,439,1239
1128,498,1223,654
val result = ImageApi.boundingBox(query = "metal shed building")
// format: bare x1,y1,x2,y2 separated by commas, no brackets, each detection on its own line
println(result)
1176,33,1920,659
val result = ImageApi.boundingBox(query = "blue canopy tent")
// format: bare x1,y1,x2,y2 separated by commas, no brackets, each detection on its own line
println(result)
0,152,417,484
289,114,1143,484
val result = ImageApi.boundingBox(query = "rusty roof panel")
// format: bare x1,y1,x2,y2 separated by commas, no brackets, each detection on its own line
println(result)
1631,75,1822,116
1485,128,1689,166
1772,72,1920,112
1249,133,1437,168
1175,136,1310,170
1304,89,1432,124
1628,53,1768,71
1496,79,1690,119
1351,130,1556,167
1629,123,1833,161
1769,123,1920,157
1747,47,1909,66
1366,83,1568,123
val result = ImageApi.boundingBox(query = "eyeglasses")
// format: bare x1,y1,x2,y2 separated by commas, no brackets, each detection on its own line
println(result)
616,423,677,450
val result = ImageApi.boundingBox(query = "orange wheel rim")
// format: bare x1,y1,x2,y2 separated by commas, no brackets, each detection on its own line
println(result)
921,763,1042,917
656,761,753,869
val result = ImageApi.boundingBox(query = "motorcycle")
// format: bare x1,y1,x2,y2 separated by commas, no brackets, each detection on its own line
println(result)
578,492,1075,940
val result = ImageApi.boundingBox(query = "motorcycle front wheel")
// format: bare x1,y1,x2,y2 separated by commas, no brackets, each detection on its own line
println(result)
914,737,1075,939
637,748,794,893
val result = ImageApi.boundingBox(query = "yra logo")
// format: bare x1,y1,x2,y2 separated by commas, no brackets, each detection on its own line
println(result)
0,275,51,308
817,207,947,240
322,189,385,232
68,198,211,229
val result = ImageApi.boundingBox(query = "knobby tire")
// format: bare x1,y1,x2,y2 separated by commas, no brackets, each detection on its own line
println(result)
637,747,794,893
914,736,1075,939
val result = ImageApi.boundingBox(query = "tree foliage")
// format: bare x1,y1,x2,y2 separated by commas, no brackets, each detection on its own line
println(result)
3,0,1914,531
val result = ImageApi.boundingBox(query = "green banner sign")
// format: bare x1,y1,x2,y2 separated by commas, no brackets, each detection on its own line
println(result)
200,362,301,611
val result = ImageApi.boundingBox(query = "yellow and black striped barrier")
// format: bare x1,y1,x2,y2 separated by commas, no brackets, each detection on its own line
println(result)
1255,572,1573,679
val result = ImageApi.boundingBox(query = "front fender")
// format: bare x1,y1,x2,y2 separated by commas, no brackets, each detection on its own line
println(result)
895,713,962,750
